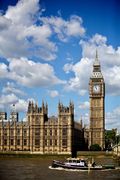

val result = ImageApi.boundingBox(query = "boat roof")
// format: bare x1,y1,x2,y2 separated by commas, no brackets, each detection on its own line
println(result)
66,158,86,161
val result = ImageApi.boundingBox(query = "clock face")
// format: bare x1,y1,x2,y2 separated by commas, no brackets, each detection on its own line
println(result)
93,85,100,93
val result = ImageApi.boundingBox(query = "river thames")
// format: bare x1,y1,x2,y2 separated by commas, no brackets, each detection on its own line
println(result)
0,156,120,180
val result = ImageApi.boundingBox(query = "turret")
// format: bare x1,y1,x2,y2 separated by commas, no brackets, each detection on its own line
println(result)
10,104,18,122
28,101,32,113
58,101,74,115
69,101,74,114
44,102,48,114
27,100,48,114
35,102,38,113
80,116,83,129
42,100,48,114
0,112,7,121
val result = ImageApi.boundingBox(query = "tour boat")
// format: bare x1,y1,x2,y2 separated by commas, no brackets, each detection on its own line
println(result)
51,158,115,170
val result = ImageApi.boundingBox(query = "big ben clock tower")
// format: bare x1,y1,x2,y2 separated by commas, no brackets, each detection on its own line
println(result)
89,51,105,150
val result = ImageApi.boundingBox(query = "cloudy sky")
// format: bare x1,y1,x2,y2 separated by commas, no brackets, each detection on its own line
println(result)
0,0,120,131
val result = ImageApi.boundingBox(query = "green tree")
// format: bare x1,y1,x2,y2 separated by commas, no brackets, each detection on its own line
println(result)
105,129,116,150
90,144,101,151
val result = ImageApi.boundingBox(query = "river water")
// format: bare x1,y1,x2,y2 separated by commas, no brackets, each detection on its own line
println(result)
0,157,119,180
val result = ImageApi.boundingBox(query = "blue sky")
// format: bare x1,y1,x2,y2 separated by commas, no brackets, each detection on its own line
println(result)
0,0,120,131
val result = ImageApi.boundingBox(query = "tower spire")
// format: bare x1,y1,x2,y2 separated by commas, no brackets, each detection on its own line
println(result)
95,49,98,61
93,49,100,67
91,50,103,79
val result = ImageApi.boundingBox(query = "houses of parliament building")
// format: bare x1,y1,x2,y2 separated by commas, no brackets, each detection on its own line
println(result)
0,52,105,154
0,102,84,155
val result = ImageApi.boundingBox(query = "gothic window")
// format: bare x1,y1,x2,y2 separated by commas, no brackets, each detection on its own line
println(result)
62,128,67,136
10,129,14,136
50,139,52,146
63,116,67,124
17,129,20,136
11,139,14,146
55,139,57,146
44,139,47,146
97,132,100,137
17,139,20,146
50,129,52,136
44,129,47,136
35,139,40,146
35,129,40,136
93,132,96,138
28,117,30,122
23,139,27,146
23,130,27,137
4,129,7,136
4,139,7,145
54,129,57,136
62,139,67,147
35,117,40,124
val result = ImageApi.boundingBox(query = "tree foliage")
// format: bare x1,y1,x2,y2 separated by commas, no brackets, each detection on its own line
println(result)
90,144,101,151
105,129,116,149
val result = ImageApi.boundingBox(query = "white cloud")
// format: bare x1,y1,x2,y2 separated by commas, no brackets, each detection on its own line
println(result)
13,98,36,113
0,63,8,77
0,0,85,61
2,82,26,96
80,34,120,95
63,63,73,73
48,90,59,98
24,24,57,61
79,101,90,110
66,15,85,37
63,33,120,96
5,0,40,26
64,58,92,95
0,58,65,88
40,15,85,42
0,0,57,61
106,107,120,131
0,15,11,30
0,94,18,105
89,33,107,45
0,92,34,113
11,99,28,112
80,34,120,67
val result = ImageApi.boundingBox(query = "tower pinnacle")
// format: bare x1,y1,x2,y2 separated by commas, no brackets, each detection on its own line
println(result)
91,51,103,79
93,50,100,67
95,49,98,60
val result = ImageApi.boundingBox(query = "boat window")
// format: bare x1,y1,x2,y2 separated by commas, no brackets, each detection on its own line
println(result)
77,160,80,163
73,160,76,163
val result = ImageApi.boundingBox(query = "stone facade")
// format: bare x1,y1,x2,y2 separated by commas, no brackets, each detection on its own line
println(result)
0,101,84,155
89,51,105,150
